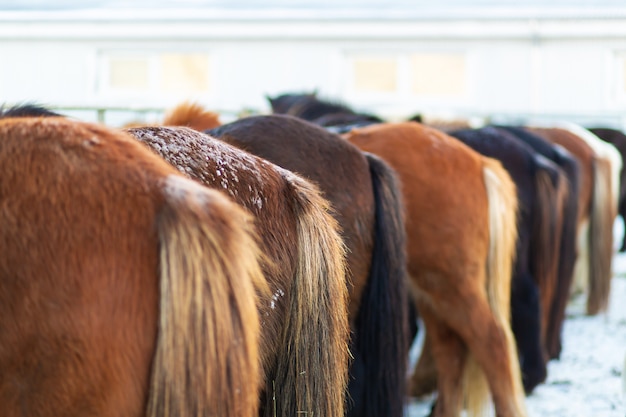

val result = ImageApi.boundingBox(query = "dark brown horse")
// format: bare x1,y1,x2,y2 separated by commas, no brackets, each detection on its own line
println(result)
528,127,614,315
494,125,581,360
125,126,350,417
0,109,267,417
205,114,409,417
345,122,527,417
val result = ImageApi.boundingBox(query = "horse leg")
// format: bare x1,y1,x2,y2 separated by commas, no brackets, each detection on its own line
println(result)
452,293,526,417
410,330,439,397
419,303,466,417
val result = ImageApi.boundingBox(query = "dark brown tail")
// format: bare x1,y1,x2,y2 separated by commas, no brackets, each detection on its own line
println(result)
546,148,580,359
271,173,350,417
148,177,266,417
531,156,567,353
349,153,408,417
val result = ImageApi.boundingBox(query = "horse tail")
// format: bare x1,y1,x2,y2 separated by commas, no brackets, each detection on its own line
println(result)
464,157,526,417
352,153,408,417
531,156,567,350
546,147,580,359
148,176,266,417
162,101,222,131
272,173,349,417
587,156,614,314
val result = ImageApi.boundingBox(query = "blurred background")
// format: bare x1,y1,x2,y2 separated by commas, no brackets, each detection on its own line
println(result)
2,1,626,128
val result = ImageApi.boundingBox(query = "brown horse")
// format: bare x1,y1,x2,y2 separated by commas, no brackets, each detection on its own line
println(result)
527,127,614,315
0,109,267,417
345,122,527,417
205,114,409,417
154,102,408,417
589,127,626,252
450,126,569,393
125,126,350,417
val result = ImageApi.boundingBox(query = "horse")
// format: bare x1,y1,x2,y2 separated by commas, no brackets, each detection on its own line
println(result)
204,114,409,417
495,125,581,360
450,126,568,393
124,125,350,417
344,122,527,417
527,126,614,315
267,92,384,126
588,127,626,252
0,108,267,417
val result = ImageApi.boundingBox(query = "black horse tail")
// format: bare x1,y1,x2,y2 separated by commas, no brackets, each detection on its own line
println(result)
350,153,409,417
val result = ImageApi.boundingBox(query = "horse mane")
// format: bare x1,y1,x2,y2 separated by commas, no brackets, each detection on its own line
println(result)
0,104,61,119
267,92,383,126
266,92,317,114
162,102,221,131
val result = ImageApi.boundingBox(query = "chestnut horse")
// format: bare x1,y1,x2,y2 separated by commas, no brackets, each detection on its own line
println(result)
125,126,349,417
450,126,568,393
589,127,626,251
0,109,267,417
205,114,409,417
345,122,527,417
528,127,614,315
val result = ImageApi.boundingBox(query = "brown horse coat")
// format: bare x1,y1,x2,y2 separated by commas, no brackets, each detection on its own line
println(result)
0,115,266,417
346,122,527,417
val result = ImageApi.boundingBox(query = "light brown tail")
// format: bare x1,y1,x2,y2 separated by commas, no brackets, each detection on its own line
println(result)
587,157,614,314
463,157,526,417
162,101,222,131
148,176,266,417
270,173,350,417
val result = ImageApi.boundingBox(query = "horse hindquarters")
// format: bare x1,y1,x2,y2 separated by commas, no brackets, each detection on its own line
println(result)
270,174,349,417
149,178,265,417
349,153,409,417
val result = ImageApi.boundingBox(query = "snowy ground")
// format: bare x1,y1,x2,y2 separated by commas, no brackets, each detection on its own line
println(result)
406,225,626,417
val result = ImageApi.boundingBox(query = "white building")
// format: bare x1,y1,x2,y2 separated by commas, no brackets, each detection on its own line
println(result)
1,1,626,127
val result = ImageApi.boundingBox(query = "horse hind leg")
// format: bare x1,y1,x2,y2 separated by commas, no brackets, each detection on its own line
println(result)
410,329,439,398
418,303,467,417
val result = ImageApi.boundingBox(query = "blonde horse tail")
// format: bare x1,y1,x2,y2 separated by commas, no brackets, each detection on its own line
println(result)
148,176,266,417
587,157,614,314
272,173,350,417
464,157,526,417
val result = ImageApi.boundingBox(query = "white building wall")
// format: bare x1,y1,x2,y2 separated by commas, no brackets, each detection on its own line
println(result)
1,10,626,127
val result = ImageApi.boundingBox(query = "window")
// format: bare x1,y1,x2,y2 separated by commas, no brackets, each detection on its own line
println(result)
346,51,468,102
99,51,212,100
108,57,150,91
159,54,211,93
410,53,466,97
352,56,398,93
